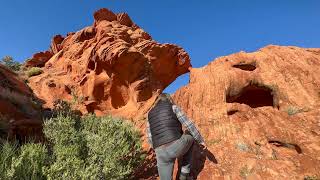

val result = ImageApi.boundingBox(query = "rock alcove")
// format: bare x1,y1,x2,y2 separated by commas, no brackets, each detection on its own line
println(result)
226,83,275,108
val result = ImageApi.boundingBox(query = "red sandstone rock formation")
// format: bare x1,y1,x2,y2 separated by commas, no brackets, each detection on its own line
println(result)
25,35,65,68
173,45,320,179
0,64,43,141
27,8,191,120
25,8,320,179
24,51,53,68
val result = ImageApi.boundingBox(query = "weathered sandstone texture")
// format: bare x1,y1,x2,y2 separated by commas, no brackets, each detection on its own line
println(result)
173,45,320,179
27,8,190,119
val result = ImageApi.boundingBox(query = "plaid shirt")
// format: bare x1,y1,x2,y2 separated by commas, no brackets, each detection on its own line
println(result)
146,105,205,148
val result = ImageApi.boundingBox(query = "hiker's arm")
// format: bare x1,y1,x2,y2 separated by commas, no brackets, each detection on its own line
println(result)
146,118,153,148
172,105,205,144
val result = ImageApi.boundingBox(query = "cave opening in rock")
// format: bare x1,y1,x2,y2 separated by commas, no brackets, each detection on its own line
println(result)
226,84,274,108
232,63,256,71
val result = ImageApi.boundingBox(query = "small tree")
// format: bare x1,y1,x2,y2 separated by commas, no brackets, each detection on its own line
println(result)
1,56,21,71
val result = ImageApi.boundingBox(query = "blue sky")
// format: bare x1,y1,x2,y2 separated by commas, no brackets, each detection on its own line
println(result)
1,0,319,93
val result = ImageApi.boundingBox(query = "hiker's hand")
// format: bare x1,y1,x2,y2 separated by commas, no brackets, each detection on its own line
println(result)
199,142,207,150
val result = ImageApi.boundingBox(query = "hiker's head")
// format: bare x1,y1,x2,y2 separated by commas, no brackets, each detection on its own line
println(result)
149,93,174,112
157,93,174,104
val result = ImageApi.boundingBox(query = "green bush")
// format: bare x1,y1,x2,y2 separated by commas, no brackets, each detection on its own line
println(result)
8,143,48,180
43,114,86,179
0,142,48,180
43,111,144,179
0,142,18,179
83,114,144,179
1,56,21,72
0,101,144,179
27,67,43,77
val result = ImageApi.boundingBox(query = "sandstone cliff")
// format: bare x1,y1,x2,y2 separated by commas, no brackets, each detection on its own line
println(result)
27,8,191,120
173,45,320,179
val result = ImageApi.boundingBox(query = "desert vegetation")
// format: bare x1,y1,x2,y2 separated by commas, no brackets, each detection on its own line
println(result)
26,67,43,77
0,101,145,180
0,56,21,72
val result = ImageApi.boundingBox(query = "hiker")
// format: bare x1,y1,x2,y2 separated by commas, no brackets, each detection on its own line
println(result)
146,93,206,180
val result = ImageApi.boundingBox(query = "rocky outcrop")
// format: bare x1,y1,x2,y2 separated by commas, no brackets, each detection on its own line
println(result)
25,35,65,68
27,8,191,120
173,45,320,179
24,51,53,68
0,64,43,141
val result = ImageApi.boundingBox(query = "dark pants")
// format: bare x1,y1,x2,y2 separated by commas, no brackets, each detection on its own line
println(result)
155,134,194,180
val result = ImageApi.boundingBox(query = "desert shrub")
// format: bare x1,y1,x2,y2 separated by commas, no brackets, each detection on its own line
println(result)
43,113,86,179
7,143,48,180
43,106,144,179
0,142,48,180
82,114,145,179
0,100,144,180
27,67,43,77
51,99,81,119
0,142,18,179
1,56,21,72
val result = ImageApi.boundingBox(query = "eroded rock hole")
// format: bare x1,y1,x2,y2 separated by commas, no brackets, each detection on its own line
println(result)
233,63,256,71
88,60,96,70
67,65,72,72
268,140,302,154
64,85,72,94
227,110,239,115
226,84,274,108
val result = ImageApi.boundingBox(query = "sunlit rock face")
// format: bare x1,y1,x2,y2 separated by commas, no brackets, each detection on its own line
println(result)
28,8,191,120
173,45,320,179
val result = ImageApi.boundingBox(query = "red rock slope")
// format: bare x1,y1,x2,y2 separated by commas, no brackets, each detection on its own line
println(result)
173,45,320,179
28,8,191,119
0,64,42,141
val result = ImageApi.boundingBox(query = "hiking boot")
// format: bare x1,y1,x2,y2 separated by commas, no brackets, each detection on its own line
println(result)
179,173,193,180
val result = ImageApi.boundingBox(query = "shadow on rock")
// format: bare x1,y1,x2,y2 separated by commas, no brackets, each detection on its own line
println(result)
133,149,158,180
191,143,218,179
